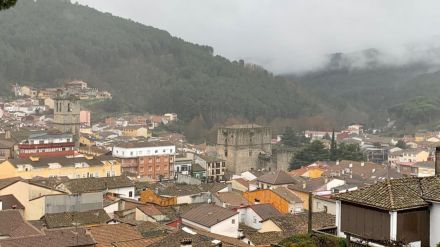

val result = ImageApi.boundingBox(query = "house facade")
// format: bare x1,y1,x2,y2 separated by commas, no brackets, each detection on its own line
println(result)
112,141,175,179
0,156,120,179
17,132,75,158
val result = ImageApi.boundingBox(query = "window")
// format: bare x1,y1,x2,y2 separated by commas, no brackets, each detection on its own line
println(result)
224,150,228,157
129,191,133,198
231,219,235,224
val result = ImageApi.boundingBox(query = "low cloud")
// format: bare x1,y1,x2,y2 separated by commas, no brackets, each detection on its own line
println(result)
76,0,440,74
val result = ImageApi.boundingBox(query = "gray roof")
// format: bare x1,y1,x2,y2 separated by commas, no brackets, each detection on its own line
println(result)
273,187,303,203
0,177,23,190
257,170,296,185
249,204,282,221
28,132,72,140
43,209,110,229
60,176,133,194
9,155,116,169
115,141,174,149
198,154,225,163
191,163,205,172
0,139,15,149
182,203,238,227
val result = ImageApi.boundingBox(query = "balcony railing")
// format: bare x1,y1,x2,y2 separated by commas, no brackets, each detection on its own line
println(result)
18,142,75,149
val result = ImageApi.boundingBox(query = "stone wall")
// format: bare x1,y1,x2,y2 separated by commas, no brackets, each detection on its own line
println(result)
216,124,272,174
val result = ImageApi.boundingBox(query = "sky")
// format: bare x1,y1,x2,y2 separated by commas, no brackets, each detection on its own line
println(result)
75,0,440,74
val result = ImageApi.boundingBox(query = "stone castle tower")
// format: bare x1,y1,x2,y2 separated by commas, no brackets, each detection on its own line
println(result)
53,95,80,138
216,124,272,174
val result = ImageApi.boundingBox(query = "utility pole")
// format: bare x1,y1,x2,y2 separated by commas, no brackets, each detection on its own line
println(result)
308,191,313,234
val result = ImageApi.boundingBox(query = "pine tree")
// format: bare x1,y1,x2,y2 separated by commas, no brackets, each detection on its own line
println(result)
0,0,16,10
330,130,337,161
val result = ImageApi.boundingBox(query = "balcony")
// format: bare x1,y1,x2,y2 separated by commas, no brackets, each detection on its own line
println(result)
18,142,75,149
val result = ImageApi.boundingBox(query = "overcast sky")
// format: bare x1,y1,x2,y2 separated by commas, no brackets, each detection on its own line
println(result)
75,0,440,74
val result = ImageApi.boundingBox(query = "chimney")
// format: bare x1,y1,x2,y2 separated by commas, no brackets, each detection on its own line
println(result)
436,147,440,176
4,130,11,140
180,238,192,247
361,162,365,167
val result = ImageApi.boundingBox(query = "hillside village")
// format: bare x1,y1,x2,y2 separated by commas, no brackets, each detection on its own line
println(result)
0,82,439,247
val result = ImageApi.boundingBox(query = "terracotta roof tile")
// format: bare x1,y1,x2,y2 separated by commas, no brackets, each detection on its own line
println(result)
0,227,95,247
112,237,164,247
269,212,335,234
90,223,143,247
60,176,133,194
334,177,431,210
0,210,41,238
0,194,25,210
43,209,111,229
137,204,162,217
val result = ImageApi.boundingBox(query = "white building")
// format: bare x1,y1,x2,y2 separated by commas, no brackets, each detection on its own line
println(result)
182,204,239,238
112,141,176,158
238,204,282,230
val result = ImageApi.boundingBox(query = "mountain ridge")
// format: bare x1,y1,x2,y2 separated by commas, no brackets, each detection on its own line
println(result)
0,0,320,124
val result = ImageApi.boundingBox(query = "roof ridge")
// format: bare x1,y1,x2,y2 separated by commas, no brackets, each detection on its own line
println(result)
274,170,281,183
386,180,395,209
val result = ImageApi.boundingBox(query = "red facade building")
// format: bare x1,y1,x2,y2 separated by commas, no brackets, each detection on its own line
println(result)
17,132,75,158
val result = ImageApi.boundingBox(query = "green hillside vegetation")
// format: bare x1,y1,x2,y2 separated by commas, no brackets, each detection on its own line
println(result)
0,0,319,124
291,50,440,129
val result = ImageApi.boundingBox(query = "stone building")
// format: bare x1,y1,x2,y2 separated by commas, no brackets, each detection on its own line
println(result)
216,124,272,174
52,95,80,139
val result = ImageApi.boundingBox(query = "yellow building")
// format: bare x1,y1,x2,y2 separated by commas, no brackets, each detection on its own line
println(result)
0,177,65,220
0,156,121,179
80,134,97,146
122,126,151,138
139,188,177,206
44,98,55,109
243,189,290,213
21,86,37,98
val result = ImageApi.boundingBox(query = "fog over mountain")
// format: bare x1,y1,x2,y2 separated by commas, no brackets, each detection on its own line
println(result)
76,0,440,73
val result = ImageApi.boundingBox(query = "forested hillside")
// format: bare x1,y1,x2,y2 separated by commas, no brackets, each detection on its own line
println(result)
291,50,440,130
0,0,319,123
